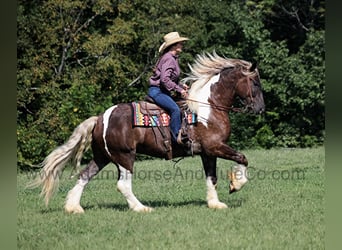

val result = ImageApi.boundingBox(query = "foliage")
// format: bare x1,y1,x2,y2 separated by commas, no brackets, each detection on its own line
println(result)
17,0,325,169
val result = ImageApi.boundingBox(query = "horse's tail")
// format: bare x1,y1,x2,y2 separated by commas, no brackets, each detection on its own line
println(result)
28,116,99,206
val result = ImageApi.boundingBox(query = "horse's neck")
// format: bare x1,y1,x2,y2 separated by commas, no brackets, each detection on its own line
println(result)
209,81,235,108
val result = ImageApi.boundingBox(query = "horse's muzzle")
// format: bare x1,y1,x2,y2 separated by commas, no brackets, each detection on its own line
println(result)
250,96,265,114
253,105,265,114
246,103,265,114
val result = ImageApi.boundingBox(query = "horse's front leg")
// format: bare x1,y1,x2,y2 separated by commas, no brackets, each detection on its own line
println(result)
206,143,249,194
208,142,248,166
200,154,228,209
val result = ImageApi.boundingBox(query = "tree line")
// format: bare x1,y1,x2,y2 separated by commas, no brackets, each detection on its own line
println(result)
17,0,325,169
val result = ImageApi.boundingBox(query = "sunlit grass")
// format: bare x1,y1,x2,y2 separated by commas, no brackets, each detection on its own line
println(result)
18,147,324,249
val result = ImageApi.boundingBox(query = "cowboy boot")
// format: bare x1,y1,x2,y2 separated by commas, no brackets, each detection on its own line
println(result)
177,129,189,145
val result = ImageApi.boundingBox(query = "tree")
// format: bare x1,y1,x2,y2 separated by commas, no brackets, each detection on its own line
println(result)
17,0,325,169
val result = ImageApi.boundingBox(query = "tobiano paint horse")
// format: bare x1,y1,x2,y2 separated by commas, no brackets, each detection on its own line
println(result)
30,52,265,213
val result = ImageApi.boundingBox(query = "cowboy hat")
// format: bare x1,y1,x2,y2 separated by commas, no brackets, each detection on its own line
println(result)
158,32,189,53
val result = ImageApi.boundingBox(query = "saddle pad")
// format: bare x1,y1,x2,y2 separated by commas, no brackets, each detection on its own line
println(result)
186,112,197,125
132,101,170,127
131,101,198,127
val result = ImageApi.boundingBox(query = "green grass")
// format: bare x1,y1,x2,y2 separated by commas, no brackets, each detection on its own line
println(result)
18,147,325,249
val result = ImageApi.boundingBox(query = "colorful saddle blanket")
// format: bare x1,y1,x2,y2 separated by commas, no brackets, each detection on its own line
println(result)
131,101,197,127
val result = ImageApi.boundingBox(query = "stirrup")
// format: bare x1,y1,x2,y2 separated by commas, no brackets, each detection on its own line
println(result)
177,129,189,145
176,132,184,144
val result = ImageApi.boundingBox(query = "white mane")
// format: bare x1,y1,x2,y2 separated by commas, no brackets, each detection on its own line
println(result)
183,51,255,113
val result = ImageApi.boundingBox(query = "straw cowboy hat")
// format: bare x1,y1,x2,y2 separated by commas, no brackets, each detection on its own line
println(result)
158,32,189,53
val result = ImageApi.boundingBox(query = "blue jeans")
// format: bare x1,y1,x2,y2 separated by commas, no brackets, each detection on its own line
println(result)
148,86,181,141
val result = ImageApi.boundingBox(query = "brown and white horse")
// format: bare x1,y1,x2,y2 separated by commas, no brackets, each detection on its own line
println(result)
30,52,265,213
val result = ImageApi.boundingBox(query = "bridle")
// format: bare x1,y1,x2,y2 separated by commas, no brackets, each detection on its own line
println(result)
185,74,256,113
185,98,245,113
241,76,256,111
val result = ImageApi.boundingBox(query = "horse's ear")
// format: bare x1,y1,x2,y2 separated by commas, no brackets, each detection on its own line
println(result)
250,61,257,72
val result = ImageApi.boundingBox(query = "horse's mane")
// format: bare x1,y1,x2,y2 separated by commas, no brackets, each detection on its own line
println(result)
183,51,256,112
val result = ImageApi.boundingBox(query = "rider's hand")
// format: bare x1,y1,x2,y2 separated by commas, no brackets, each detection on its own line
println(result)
182,84,189,91
181,89,188,99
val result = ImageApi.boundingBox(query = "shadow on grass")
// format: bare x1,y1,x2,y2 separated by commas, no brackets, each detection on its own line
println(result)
87,198,244,211
225,198,246,208
144,199,207,208
39,198,245,213
39,203,129,214
39,207,64,214
79,199,207,212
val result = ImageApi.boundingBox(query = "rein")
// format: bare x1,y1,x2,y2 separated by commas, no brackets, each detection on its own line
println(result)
185,98,246,113
185,71,256,113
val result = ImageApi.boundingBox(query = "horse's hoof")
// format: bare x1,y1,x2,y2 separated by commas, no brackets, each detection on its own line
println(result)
208,200,228,209
229,182,237,194
228,165,248,193
133,206,154,213
64,204,85,214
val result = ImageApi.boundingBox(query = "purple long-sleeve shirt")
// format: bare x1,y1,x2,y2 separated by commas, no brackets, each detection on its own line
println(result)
149,52,184,93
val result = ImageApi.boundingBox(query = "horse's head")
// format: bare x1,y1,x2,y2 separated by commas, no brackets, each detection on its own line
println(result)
185,53,265,115
234,62,265,114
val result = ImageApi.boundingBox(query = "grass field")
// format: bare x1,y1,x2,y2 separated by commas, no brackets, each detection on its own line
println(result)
17,147,324,249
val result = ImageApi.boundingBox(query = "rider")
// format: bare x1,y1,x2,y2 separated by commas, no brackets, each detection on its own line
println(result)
148,32,190,144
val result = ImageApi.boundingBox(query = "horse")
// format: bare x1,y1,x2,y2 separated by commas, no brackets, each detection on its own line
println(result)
29,52,265,213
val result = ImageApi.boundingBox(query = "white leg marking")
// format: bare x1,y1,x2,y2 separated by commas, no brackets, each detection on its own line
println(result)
102,105,116,156
64,178,88,214
196,74,220,127
206,177,228,209
117,166,153,212
230,165,248,191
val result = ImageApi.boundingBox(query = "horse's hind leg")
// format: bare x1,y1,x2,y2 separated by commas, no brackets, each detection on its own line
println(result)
201,154,228,209
64,159,107,214
116,165,153,212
